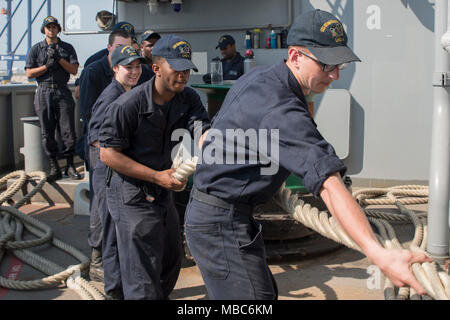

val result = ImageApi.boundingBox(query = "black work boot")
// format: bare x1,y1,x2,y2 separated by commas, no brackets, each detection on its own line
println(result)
64,155,82,180
47,157,62,182
89,247,104,282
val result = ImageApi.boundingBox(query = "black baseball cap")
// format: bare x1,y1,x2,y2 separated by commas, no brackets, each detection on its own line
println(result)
111,45,146,67
287,9,361,65
216,35,235,49
152,35,198,72
140,29,162,44
41,16,61,34
112,21,137,42
112,21,135,35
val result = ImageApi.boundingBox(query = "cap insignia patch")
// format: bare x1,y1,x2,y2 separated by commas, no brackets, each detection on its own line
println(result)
320,19,345,43
173,41,192,59
121,45,137,56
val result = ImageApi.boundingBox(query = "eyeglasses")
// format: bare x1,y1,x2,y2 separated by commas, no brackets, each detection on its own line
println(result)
298,50,348,73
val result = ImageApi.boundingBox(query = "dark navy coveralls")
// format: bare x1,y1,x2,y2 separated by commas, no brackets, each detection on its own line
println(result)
73,48,106,95
139,64,155,85
84,48,108,68
74,49,107,158
87,78,126,296
79,55,113,167
78,55,114,249
98,78,210,299
80,55,155,252
25,39,78,158
185,60,347,300
222,52,244,80
78,56,154,162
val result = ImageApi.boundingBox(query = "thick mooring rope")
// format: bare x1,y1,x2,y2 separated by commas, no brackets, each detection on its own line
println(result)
172,159,449,300
276,185,448,300
0,171,105,300
352,186,449,300
0,155,198,300
2,157,448,300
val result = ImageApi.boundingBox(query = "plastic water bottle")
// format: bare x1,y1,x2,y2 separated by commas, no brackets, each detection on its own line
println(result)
245,31,252,49
244,49,256,74
253,28,260,49
270,29,277,49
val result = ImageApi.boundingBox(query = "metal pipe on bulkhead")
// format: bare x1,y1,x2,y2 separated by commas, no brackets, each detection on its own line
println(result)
427,0,450,258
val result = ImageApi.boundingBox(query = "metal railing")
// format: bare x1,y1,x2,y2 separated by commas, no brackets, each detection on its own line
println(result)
0,0,51,81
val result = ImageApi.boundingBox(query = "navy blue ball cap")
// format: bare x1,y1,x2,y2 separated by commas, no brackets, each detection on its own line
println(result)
152,35,198,72
216,35,235,49
41,16,61,34
140,29,162,44
111,45,146,66
112,21,136,37
287,9,361,65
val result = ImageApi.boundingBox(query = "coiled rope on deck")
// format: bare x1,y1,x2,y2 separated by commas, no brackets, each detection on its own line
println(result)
0,170,105,300
354,186,448,300
274,184,449,300
0,154,198,300
173,160,449,300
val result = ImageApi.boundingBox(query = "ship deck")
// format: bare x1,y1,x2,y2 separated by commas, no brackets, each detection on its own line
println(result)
0,191,426,301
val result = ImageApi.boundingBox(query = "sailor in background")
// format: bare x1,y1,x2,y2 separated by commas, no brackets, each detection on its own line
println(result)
25,16,81,182
203,34,244,83
98,35,210,299
137,29,161,84
78,29,133,283
80,22,137,75
74,21,137,160
88,45,146,299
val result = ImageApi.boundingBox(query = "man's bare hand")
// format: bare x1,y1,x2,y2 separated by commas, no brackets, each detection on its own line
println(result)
155,168,187,191
370,247,433,295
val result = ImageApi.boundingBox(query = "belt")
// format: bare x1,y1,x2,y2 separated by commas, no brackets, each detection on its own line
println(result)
192,187,253,215
39,82,67,89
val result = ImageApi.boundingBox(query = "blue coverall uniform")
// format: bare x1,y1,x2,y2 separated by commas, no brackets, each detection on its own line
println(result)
185,60,347,300
79,55,114,250
76,53,154,160
139,64,155,85
80,55,154,250
84,48,108,68
25,38,78,158
98,78,210,299
222,52,244,80
87,78,126,297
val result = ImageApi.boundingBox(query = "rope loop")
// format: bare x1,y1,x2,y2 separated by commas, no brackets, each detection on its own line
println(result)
274,183,449,300
0,170,104,300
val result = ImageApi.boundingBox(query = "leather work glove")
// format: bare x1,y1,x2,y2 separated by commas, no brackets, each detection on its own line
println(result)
47,44,61,61
45,57,57,72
